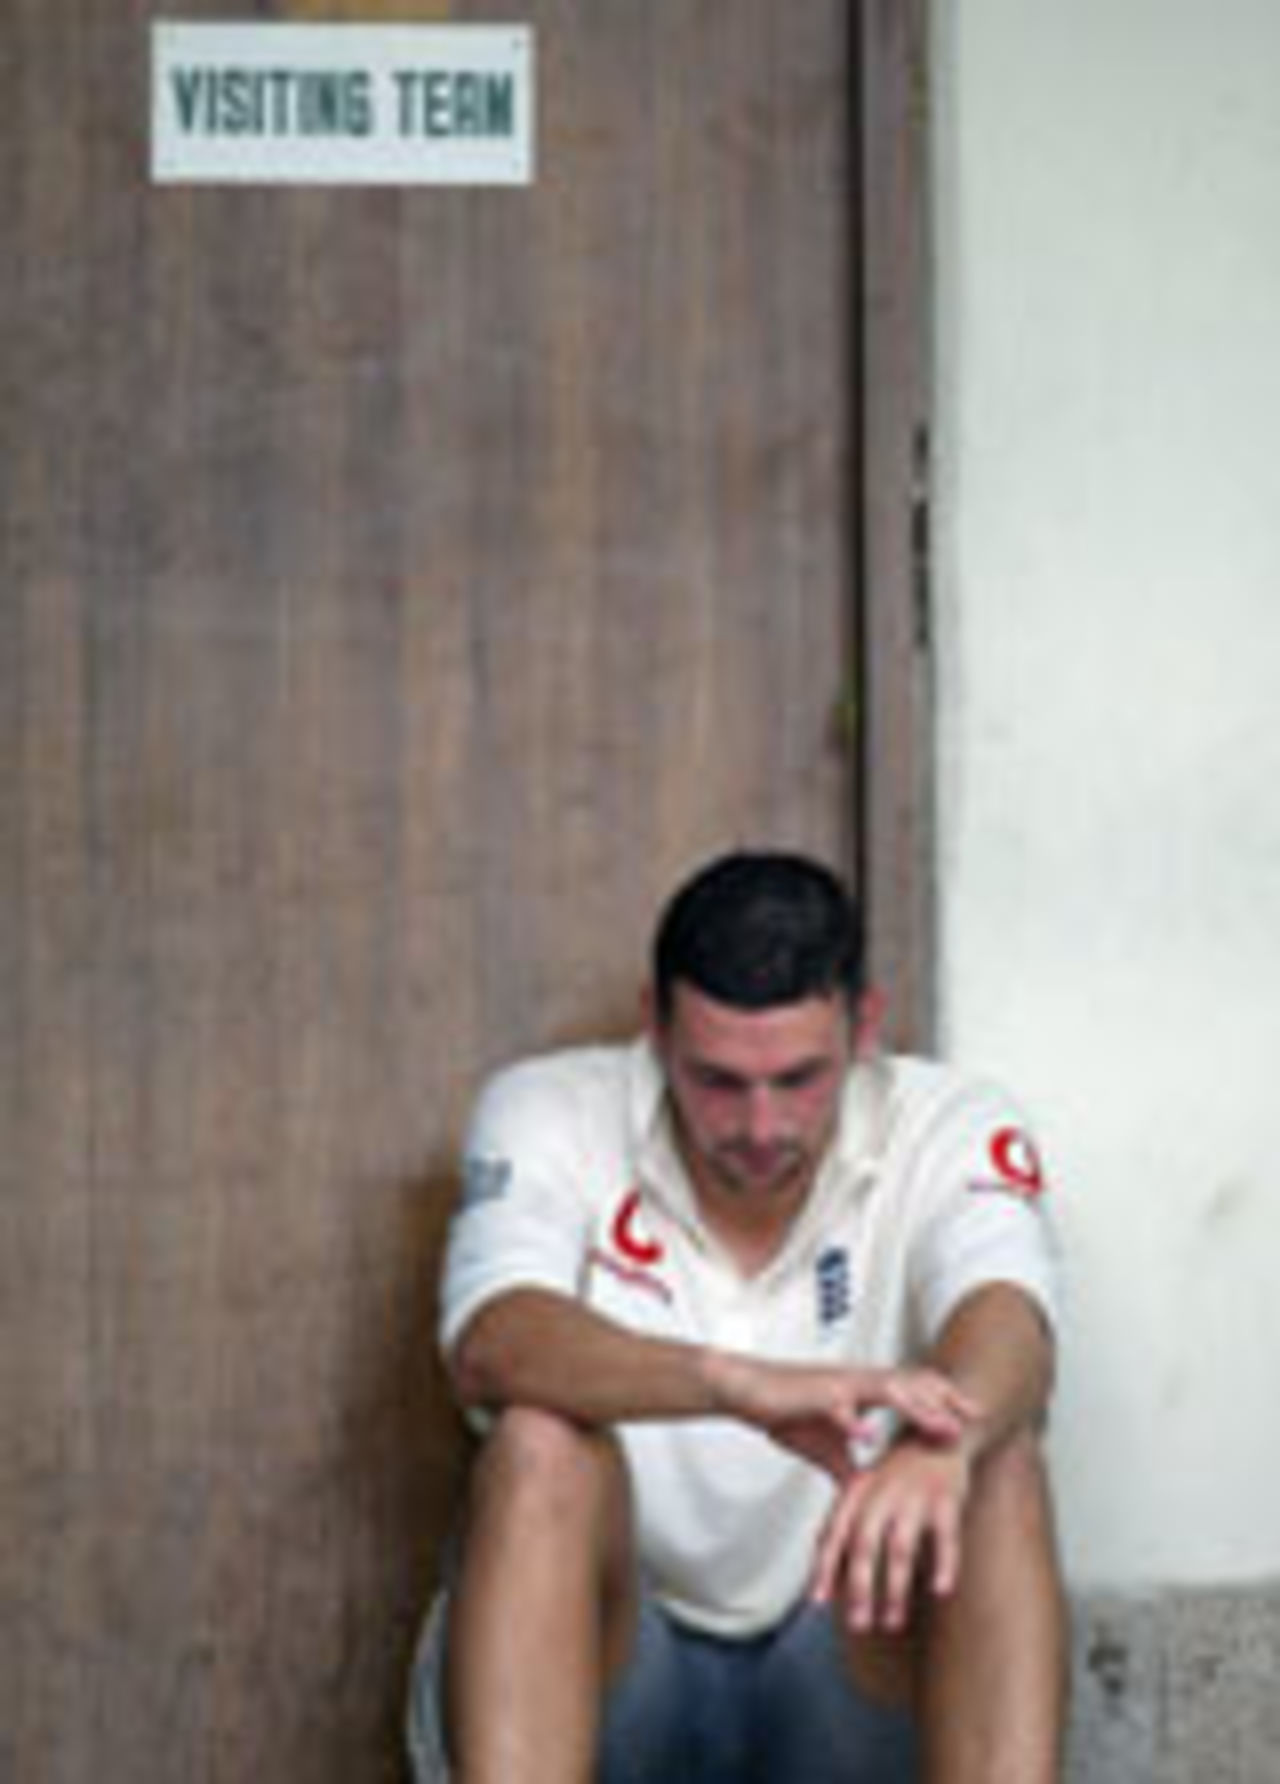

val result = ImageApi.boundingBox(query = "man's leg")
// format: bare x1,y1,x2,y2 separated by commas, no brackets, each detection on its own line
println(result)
916,1430,1068,1784
444,1407,639,1784
754,1604,919,1782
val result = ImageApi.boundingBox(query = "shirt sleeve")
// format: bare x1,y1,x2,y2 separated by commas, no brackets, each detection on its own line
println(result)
907,1080,1061,1347
438,1060,594,1358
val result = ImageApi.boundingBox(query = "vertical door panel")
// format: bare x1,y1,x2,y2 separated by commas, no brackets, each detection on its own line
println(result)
0,3,854,1775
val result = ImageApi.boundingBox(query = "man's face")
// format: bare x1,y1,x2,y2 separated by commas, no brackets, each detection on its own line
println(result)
653,982,854,1208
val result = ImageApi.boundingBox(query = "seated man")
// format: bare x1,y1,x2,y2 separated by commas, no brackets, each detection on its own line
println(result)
409,851,1066,1783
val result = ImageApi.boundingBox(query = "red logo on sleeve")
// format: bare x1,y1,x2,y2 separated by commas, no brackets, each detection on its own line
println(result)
611,1188,664,1265
988,1128,1046,1199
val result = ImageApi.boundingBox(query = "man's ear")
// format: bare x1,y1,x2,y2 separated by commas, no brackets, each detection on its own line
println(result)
852,986,887,1060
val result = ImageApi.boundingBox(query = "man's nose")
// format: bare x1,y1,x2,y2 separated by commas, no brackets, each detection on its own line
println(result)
744,1084,781,1144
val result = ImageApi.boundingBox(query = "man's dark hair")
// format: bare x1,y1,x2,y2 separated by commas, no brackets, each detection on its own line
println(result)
652,851,865,1022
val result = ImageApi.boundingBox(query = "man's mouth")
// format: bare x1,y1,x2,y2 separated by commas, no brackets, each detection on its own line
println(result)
720,1143,802,1186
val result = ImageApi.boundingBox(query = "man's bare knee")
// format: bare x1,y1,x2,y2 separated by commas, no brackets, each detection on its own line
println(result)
472,1406,628,1521
464,1407,636,1611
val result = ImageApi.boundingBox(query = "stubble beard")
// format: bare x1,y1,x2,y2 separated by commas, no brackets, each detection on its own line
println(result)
704,1139,812,1202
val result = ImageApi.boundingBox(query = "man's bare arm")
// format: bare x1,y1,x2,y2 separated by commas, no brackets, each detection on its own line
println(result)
450,1287,975,1469
449,1287,722,1423
812,1283,1055,1628
927,1280,1054,1458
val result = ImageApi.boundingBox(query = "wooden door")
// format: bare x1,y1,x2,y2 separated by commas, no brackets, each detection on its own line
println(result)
0,3,926,1776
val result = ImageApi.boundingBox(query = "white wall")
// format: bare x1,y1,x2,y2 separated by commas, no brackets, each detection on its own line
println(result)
933,1,1280,1586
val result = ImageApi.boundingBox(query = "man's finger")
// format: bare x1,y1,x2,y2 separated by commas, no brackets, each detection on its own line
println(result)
811,1474,868,1604
929,1496,964,1600
881,1510,924,1631
844,1496,892,1632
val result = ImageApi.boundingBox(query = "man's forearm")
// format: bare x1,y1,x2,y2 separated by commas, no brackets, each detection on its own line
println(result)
448,1287,724,1425
448,1287,975,1461
925,1282,1055,1464
809,1284,1056,1628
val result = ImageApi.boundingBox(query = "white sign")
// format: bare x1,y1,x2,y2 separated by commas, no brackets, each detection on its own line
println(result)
151,23,534,186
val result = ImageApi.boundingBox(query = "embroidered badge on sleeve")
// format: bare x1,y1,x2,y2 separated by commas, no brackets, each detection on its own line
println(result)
460,1156,513,1210
969,1127,1046,1202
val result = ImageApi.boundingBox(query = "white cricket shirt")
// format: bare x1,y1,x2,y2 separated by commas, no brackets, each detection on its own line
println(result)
440,1041,1059,1638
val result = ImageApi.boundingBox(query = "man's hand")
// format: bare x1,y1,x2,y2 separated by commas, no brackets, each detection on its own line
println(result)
705,1352,978,1482
805,1285,1058,1636
811,1436,974,1633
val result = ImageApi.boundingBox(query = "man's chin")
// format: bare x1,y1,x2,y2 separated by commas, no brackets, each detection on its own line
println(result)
713,1154,807,1199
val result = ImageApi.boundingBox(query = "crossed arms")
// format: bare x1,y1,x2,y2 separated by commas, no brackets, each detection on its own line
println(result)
448,1280,1054,1633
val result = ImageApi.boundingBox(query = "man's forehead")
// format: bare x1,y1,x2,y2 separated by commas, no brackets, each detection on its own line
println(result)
662,983,850,1060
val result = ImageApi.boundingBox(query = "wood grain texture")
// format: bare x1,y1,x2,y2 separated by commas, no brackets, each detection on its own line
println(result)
1,2,858,1776
855,0,935,1049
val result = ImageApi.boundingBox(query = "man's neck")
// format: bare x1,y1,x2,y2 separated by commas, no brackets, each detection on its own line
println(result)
683,1155,818,1279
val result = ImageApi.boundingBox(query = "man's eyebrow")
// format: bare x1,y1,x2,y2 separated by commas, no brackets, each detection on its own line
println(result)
685,1058,751,1086
770,1057,832,1085
684,1054,835,1089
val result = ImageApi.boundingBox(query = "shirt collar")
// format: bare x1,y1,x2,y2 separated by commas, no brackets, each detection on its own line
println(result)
626,1037,699,1222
